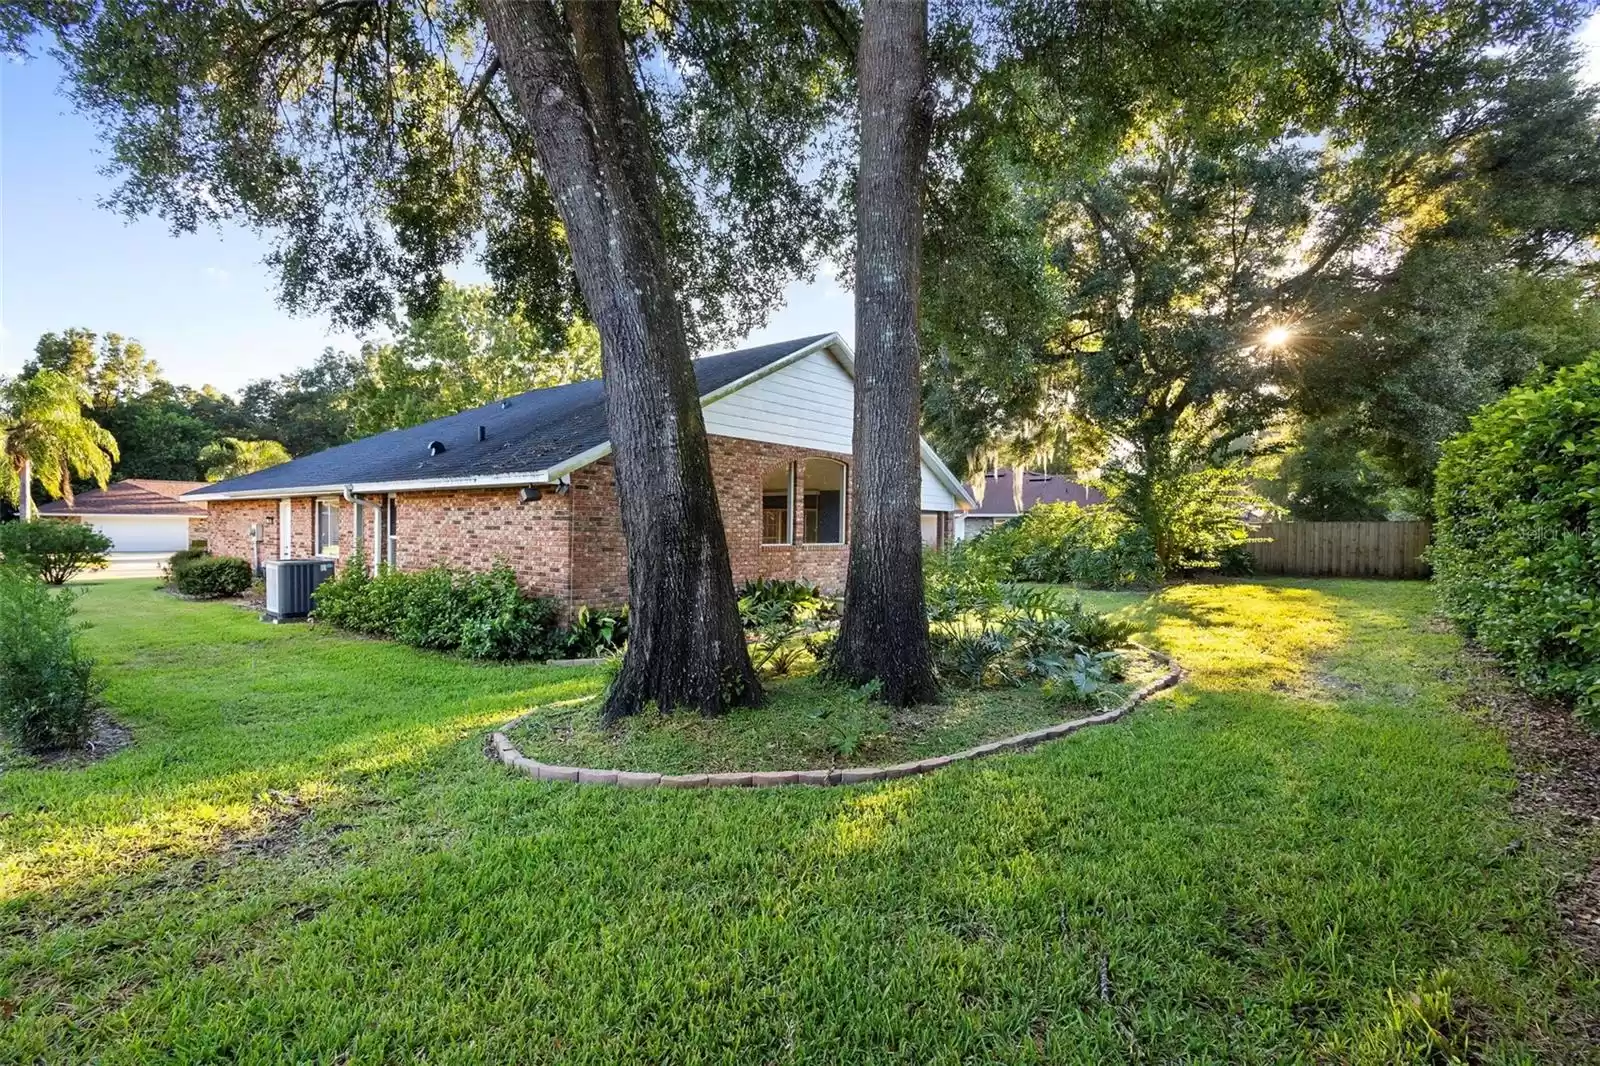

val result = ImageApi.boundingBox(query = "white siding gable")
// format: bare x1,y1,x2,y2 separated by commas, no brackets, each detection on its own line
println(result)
702,347,855,453
702,345,961,512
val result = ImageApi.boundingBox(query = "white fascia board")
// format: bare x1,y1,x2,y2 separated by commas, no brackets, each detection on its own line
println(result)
184,471,559,502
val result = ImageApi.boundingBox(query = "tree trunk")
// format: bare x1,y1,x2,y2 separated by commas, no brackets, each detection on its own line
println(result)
19,458,32,521
480,0,759,720
829,0,939,706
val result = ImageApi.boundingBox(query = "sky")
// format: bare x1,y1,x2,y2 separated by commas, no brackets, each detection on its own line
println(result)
3,14,1597,395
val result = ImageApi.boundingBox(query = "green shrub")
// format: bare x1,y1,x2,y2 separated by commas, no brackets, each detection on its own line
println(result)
1432,355,1600,719
553,605,629,658
172,555,253,598
165,547,208,581
0,520,113,584
969,504,1162,588
927,580,1132,696
0,566,98,751
737,577,825,626
312,559,562,661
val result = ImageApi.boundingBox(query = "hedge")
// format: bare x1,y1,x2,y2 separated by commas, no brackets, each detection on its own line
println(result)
172,555,254,598
0,520,112,584
1432,355,1600,720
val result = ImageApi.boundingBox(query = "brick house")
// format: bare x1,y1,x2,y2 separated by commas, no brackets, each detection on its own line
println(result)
185,334,974,610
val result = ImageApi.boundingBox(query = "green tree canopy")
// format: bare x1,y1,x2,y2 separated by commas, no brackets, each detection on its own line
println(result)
1,370,120,517
199,438,293,483
348,283,601,435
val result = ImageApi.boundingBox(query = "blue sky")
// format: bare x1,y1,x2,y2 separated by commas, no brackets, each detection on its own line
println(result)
4,15,1596,394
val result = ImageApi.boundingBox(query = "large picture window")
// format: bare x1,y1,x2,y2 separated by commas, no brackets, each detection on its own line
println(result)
802,458,847,545
315,498,342,557
761,463,793,545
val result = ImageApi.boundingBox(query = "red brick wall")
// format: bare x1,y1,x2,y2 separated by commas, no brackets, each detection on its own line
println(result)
201,434,870,610
392,488,572,602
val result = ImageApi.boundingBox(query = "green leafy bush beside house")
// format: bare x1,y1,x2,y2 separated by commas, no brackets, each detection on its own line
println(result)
1432,355,1600,720
312,557,563,661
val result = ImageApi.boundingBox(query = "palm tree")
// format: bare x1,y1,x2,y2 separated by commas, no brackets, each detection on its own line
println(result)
1,370,119,520
200,437,292,482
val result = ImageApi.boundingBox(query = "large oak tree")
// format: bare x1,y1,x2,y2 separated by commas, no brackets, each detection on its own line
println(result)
13,1,845,718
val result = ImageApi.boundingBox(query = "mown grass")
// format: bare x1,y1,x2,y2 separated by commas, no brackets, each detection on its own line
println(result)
1,578,1595,1063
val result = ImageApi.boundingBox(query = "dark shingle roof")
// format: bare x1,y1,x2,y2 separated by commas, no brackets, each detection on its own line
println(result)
37,480,208,517
187,335,833,499
970,469,1104,514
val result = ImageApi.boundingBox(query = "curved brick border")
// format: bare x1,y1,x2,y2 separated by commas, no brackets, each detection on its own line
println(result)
489,644,1182,789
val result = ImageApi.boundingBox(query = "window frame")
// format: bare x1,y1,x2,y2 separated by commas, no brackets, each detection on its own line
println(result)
314,497,342,558
760,462,795,547
800,457,848,546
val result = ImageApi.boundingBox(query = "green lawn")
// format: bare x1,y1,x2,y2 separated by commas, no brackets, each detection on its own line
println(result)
2,579,1596,1062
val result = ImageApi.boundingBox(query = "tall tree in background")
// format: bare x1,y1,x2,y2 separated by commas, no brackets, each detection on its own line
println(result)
479,0,759,718
349,283,601,435
1,371,119,519
200,437,293,482
829,0,939,705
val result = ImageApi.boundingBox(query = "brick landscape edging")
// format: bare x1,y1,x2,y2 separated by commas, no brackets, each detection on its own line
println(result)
487,644,1183,789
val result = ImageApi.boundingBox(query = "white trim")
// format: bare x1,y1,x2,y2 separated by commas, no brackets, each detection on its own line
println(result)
183,333,979,510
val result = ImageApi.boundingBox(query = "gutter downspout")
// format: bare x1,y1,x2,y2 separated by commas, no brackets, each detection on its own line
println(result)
342,485,380,576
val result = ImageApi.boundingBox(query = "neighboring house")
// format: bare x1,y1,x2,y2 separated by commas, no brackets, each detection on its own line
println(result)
36,479,208,553
954,468,1104,540
186,334,975,610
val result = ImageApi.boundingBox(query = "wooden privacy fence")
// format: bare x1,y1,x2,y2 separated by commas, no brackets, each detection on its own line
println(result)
1245,521,1432,579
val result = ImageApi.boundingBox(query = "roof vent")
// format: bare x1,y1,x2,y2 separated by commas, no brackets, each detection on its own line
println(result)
477,425,487,442
500,400,511,409
428,440,446,456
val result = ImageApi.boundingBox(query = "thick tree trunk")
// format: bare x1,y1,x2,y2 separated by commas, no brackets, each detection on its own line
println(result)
481,0,759,721
829,0,939,706
19,459,32,521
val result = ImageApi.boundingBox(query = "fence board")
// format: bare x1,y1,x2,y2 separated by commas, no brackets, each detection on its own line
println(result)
1245,521,1430,579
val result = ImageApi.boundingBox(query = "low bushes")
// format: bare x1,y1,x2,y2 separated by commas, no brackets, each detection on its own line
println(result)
964,503,1162,588
0,520,112,584
1433,355,1600,720
171,554,253,598
925,550,1136,701
0,566,98,751
312,558,563,661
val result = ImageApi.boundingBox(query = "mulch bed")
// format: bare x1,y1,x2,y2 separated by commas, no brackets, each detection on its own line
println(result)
15,713,133,770
1456,644,1600,963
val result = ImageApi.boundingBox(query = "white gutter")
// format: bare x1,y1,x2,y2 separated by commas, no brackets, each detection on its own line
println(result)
184,470,560,502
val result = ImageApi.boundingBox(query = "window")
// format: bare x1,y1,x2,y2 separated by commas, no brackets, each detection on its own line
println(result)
802,458,846,544
761,463,793,545
315,499,342,557
385,496,399,568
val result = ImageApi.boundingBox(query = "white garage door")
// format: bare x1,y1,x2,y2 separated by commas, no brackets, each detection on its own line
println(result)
88,516,192,553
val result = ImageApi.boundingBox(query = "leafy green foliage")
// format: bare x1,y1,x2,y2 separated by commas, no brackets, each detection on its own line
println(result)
968,503,1162,588
0,566,97,751
312,559,562,661
348,286,601,435
199,437,292,482
0,520,112,584
926,576,1134,698
171,555,253,599
736,577,827,626
1,369,119,515
552,606,629,659
1432,355,1600,719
